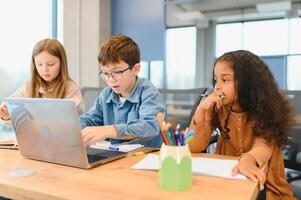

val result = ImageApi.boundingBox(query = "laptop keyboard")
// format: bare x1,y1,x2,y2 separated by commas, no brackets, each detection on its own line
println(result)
85,147,127,164
87,154,108,164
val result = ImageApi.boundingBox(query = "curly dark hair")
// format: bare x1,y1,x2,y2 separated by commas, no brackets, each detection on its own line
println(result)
212,50,294,147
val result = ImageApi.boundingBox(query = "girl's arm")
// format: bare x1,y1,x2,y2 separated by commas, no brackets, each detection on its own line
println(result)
232,137,273,190
189,93,223,153
245,137,273,167
0,83,28,126
65,82,85,115
0,103,10,120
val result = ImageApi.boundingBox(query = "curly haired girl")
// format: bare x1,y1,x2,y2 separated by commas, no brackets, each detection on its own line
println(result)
189,50,296,199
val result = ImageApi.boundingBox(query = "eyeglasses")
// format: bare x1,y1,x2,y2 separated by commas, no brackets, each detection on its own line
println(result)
99,66,131,81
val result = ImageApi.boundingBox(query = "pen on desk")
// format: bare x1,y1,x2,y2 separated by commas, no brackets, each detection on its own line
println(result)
132,151,146,156
132,148,159,156
108,145,119,151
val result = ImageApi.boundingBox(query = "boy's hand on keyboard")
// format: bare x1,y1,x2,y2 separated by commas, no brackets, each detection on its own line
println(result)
81,125,117,146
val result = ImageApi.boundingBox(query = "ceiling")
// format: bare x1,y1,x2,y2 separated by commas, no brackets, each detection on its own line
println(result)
166,0,301,27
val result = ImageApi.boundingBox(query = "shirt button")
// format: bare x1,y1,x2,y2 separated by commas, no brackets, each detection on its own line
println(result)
239,149,243,153
238,118,241,121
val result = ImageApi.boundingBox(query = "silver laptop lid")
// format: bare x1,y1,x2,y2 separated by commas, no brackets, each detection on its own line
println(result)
6,97,91,168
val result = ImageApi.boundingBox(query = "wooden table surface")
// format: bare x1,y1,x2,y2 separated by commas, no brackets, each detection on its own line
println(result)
0,149,260,200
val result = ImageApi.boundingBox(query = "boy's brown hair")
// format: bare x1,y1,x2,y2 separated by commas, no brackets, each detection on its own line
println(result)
98,34,140,69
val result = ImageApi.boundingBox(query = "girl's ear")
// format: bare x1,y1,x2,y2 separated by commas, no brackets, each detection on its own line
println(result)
132,63,141,75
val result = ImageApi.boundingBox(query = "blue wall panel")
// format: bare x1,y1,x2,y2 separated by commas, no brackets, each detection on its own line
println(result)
112,0,165,61
261,56,287,89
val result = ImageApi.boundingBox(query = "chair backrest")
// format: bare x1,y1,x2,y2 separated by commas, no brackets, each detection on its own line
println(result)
282,90,301,122
81,87,103,112
158,88,208,129
281,90,301,186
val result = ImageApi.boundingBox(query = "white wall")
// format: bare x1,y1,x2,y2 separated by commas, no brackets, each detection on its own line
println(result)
62,0,111,88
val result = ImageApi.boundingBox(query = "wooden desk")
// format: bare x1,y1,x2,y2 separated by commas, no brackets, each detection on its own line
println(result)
0,150,260,200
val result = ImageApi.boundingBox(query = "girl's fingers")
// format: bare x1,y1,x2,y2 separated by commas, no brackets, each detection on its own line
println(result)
247,173,258,183
253,171,266,190
216,98,223,109
231,164,238,176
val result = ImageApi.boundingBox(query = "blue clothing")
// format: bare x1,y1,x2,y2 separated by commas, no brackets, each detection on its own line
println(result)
80,77,165,141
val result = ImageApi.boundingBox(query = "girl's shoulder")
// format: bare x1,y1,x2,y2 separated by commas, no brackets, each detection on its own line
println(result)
66,80,81,91
11,81,31,98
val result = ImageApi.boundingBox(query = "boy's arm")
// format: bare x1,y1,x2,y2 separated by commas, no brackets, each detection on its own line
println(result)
79,96,104,128
114,90,165,138
188,103,214,153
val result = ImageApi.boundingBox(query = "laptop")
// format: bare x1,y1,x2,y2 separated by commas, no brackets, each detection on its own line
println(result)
5,97,127,169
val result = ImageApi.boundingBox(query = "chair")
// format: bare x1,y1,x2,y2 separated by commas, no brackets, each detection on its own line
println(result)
158,88,208,129
283,124,301,199
281,90,301,199
156,88,208,148
81,86,103,112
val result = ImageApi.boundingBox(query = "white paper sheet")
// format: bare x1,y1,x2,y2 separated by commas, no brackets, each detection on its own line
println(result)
91,141,144,152
131,154,246,180
131,154,160,170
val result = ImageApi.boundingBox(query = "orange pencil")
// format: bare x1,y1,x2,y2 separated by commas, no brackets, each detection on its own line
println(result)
156,112,170,145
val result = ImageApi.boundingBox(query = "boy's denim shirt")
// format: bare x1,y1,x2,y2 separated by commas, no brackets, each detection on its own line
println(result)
80,77,165,138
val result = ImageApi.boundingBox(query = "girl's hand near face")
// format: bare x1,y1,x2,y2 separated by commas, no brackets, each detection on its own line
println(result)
0,103,10,120
200,92,225,110
231,154,266,191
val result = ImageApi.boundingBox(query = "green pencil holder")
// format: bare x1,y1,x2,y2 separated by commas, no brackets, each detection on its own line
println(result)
159,143,192,190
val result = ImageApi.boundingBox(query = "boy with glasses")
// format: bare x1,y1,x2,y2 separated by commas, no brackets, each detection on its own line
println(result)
80,35,165,147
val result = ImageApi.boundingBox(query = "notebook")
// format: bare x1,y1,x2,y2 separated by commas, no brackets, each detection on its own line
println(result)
131,154,246,180
5,97,127,169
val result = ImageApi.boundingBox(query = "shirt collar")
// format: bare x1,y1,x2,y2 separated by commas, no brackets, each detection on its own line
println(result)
105,76,142,104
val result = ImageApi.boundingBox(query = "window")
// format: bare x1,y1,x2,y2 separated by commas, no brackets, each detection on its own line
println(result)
215,18,301,90
139,61,149,79
138,60,164,88
166,27,196,89
0,0,55,132
243,19,288,56
216,23,242,57
289,18,301,54
150,60,164,88
287,55,301,90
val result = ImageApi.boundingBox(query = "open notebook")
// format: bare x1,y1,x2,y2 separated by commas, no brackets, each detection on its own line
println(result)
131,154,246,180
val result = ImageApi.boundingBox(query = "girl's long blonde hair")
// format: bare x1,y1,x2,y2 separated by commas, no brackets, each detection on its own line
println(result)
29,39,70,98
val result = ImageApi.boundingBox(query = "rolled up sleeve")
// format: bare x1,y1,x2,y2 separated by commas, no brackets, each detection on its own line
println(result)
246,137,273,167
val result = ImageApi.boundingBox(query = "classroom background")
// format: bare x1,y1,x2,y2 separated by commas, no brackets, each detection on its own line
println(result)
0,0,301,195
